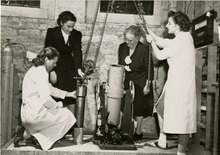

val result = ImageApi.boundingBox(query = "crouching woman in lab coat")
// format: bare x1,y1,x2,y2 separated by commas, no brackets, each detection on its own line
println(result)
18,47,76,150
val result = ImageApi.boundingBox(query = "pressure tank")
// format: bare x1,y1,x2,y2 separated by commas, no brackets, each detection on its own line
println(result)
106,64,124,125
1,39,13,145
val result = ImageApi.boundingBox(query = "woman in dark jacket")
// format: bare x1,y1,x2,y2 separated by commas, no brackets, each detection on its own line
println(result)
118,25,154,141
45,11,84,107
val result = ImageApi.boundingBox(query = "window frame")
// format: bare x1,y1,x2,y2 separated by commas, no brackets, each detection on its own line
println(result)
1,0,55,19
86,0,162,26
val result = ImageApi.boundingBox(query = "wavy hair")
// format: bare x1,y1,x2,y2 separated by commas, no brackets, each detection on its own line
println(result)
32,47,60,67
125,25,142,38
57,11,77,26
168,11,192,32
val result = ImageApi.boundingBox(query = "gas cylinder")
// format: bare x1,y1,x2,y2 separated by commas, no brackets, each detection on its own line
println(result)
1,39,14,145
106,64,124,125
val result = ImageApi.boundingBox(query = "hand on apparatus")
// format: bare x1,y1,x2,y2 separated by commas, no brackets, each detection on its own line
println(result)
50,71,57,84
78,69,85,77
66,91,76,98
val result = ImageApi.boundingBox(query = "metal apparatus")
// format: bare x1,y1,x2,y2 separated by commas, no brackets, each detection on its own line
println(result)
93,65,125,144
93,78,137,150
73,76,90,144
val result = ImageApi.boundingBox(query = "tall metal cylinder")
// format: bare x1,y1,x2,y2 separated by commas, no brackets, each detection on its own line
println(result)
107,64,124,125
1,39,13,145
74,83,87,144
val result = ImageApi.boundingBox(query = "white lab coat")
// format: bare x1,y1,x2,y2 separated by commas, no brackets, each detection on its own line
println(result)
155,32,197,134
21,65,76,150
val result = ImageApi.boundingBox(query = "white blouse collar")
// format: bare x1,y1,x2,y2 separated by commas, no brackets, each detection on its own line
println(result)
61,29,69,44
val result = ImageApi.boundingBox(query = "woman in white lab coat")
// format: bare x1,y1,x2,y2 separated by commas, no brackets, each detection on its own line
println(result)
145,11,197,155
16,47,76,150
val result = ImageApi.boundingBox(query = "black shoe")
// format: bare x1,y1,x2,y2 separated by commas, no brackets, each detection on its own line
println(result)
14,125,25,137
14,136,24,147
13,126,25,147
133,132,143,141
31,136,42,149
31,137,40,147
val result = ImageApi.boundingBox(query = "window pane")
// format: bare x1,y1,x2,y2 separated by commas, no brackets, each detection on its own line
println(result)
1,0,40,8
100,0,154,15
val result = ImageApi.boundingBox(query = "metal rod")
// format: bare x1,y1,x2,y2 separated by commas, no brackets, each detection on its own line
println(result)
213,83,219,155
7,64,14,141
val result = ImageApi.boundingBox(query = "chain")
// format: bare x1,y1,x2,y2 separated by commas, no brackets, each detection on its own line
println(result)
94,0,115,65
84,0,115,66
133,0,151,81
84,0,100,62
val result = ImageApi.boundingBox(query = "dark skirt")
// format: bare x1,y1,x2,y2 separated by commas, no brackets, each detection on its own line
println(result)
121,78,154,118
53,69,76,106
133,82,154,117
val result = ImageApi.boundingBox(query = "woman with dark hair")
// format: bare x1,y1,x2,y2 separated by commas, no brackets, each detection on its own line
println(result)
44,11,84,108
15,47,77,150
145,11,196,155
118,25,154,141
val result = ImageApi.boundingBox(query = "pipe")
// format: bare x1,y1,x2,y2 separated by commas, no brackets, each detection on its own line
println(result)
106,64,124,125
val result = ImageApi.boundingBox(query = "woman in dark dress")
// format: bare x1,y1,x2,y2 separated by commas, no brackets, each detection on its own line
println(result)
45,11,84,107
118,25,154,141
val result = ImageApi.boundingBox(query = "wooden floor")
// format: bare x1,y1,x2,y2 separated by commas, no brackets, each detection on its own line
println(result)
1,135,211,155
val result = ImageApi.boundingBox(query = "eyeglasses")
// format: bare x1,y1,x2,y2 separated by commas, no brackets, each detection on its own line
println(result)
125,38,135,43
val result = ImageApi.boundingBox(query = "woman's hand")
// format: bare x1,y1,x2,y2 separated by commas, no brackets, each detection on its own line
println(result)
125,65,131,71
78,69,85,77
66,91,77,98
50,71,57,84
143,80,151,95
145,34,154,44
57,101,63,108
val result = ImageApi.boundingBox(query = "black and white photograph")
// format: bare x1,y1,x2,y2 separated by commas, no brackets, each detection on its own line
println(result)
1,0,220,155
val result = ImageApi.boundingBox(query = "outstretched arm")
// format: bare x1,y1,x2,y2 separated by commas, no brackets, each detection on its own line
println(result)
146,34,166,61
146,25,169,48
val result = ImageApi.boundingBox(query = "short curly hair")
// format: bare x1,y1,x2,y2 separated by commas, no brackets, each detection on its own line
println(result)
168,11,192,32
125,25,142,37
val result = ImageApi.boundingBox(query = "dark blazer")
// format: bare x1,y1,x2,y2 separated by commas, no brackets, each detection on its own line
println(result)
45,26,82,72
118,41,154,117
118,41,154,90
